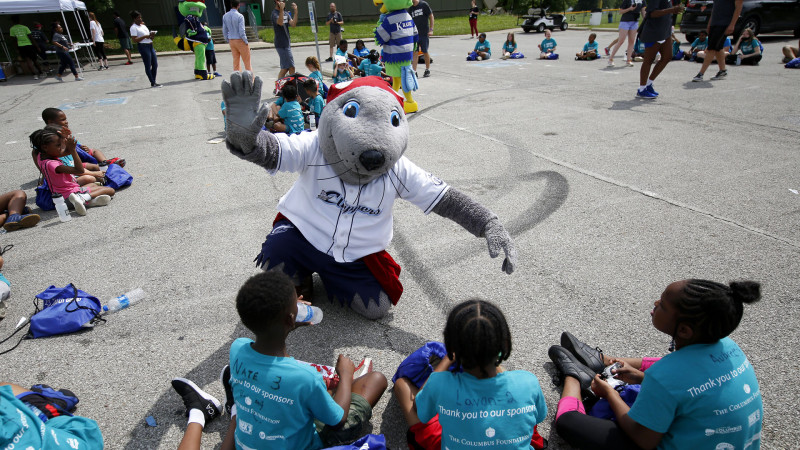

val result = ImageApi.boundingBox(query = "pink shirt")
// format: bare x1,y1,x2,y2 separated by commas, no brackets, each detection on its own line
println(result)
37,154,82,198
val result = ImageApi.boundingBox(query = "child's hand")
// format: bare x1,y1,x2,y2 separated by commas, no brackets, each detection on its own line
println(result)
590,374,616,399
608,359,644,384
65,135,77,152
335,354,355,379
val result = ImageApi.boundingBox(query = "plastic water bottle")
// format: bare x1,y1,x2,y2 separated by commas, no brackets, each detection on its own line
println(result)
103,288,146,314
296,302,323,324
53,194,71,222
309,113,317,131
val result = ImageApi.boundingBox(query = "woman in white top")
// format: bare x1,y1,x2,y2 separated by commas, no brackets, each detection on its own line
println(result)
88,12,108,69
129,10,160,87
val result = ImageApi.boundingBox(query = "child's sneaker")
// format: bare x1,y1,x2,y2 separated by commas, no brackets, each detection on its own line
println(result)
636,88,657,99
171,378,222,423
646,84,659,96
476,56,482,61
2,213,41,231
604,47,610,56
219,365,234,416
68,193,87,216
710,70,727,80
692,72,704,82
607,59,615,67
87,195,112,208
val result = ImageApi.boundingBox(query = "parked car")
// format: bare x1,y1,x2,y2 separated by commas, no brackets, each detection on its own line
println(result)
521,8,569,33
680,0,800,43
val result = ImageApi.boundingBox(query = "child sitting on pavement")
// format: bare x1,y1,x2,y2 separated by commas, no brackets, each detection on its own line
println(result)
684,30,708,61
42,108,126,168
576,33,599,60
31,127,114,216
358,50,384,77
304,78,325,128
500,32,519,59
394,299,548,449
268,84,306,135
538,29,558,59
332,55,353,83
469,33,492,60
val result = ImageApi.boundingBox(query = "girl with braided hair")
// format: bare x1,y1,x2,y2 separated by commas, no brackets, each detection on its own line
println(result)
394,299,548,449
548,279,763,450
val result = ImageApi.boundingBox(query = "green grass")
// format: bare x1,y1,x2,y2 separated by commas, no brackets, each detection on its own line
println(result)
258,14,520,43
565,11,683,29
101,34,188,55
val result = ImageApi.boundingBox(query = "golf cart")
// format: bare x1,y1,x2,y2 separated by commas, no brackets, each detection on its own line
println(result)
521,7,568,33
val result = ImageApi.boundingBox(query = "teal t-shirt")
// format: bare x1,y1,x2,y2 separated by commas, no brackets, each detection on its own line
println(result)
635,39,646,53
672,39,681,54
10,24,33,47
740,39,760,55
691,37,708,51
278,100,306,134
416,370,547,449
474,40,491,54
540,38,556,52
0,385,104,449
502,41,517,53
583,41,599,53
228,338,343,450
358,60,383,76
308,70,324,86
308,94,325,115
332,68,351,83
203,25,214,50
628,338,762,450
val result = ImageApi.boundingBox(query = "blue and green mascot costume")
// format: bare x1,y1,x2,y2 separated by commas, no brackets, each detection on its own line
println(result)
175,1,214,80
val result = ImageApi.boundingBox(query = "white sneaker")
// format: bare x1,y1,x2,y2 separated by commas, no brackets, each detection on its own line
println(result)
626,61,634,67
476,56,483,61
68,193,87,216
607,60,615,67
87,195,112,207
75,76,84,81
33,74,39,80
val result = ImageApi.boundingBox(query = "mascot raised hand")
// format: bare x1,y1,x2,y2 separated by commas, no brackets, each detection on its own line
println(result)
373,0,419,113
175,1,214,80
223,73,516,319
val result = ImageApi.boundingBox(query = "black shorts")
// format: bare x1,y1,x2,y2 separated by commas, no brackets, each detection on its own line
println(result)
19,45,38,60
417,35,429,53
707,25,728,51
205,49,217,65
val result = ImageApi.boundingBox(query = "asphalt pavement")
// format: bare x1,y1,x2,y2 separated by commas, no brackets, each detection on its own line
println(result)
0,28,798,449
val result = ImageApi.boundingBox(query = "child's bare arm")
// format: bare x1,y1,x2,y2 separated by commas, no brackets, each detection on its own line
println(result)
332,355,355,428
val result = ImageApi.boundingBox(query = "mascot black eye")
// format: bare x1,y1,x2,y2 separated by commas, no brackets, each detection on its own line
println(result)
342,101,360,118
390,111,400,127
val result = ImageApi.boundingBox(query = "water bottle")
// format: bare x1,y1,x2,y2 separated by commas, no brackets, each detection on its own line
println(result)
296,302,323,324
53,194,71,222
309,113,317,131
103,288,146,314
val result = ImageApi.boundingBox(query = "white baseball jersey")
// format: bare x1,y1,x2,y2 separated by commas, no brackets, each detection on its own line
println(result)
271,131,450,263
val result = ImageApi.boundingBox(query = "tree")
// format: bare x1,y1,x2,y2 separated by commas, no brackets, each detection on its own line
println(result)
83,0,114,13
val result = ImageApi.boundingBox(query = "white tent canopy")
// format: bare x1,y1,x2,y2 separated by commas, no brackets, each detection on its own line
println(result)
0,0,87,14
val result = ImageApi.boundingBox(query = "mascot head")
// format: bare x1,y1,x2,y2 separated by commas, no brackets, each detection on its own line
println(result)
179,1,207,17
374,0,413,14
317,77,409,185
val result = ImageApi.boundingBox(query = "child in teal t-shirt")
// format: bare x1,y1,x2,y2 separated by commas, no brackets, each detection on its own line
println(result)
332,56,353,84
224,271,388,450
270,84,306,134
358,50,384,77
303,78,325,128
501,32,518,59
538,29,558,59
469,33,491,60
394,300,548,449
202,22,220,76
685,30,708,61
576,33,599,60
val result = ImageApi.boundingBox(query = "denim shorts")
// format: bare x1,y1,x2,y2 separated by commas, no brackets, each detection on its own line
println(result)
276,46,295,69
619,20,638,31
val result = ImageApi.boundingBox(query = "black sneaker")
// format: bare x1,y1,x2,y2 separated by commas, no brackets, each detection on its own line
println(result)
710,70,727,81
325,57,333,62
423,69,430,77
220,365,234,416
548,345,596,398
171,378,222,423
561,331,605,374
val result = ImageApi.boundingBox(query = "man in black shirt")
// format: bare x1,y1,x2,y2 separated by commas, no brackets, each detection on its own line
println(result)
409,0,434,77
325,3,343,62
112,11,133,65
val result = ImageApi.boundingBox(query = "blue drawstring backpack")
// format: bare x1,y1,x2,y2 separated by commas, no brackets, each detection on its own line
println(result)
466,51,478,61
588,384,641,420
786,57,800,68
35,179,55,211
392,341,456,388
548,53,559,60
510,52,525,59
104,164,133,190
30,284,102,339
323,434,387,450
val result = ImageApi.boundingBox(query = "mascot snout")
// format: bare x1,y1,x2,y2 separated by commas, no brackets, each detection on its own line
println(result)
359,150,385,171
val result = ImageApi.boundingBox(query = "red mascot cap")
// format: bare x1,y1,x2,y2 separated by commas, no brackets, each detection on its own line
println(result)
326,76,404,109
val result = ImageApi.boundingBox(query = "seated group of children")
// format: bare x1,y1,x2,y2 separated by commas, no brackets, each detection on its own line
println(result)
30,108,125,216
684,28,762,66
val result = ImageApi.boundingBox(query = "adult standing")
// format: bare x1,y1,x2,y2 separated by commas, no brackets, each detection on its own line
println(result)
112,11,133,65
9,15,44,80
129,10,161,88
608,0,642,67
51,22,83,81
409,0,434,77
691,0,743,81
223,0,252,72
29,23,53,75
468,0,480,39
635,0,684,99
272,0,299,80
325,3,344,62
88,12,109,70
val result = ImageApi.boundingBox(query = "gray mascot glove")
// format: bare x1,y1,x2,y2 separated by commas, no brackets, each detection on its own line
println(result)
484,218,517,275
222,71,271,158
